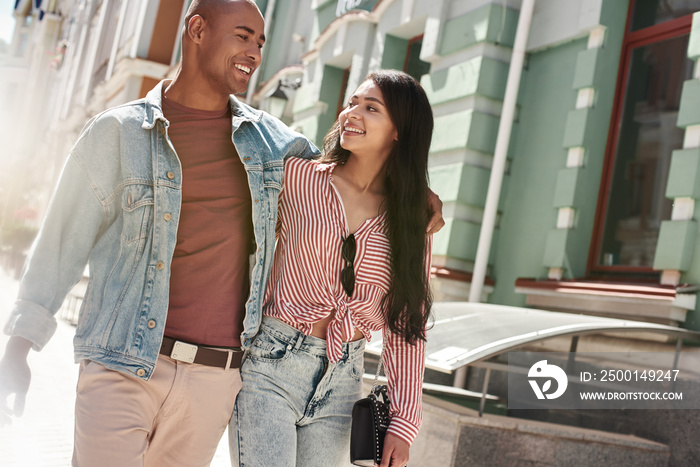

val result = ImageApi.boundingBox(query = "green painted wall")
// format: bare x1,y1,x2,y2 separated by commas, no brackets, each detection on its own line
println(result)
254,0,269,15
422,57,509,104
489,0,629,306
488,39,584,305
426,2,517,267
317,65,346,145
310,0,338,44
290,65,345,146
430,163,492,208
258,0,293,83
381,35,408,70
431,110,500,154
439,3,518,55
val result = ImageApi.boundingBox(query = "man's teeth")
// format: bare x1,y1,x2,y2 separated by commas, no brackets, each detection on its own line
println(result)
235,64,251,74
344,126,365,134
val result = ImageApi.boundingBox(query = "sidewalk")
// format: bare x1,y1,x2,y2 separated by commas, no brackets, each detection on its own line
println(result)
0,269,230,466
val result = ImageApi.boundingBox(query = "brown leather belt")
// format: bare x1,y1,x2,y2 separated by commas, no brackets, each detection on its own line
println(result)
159,336,243,369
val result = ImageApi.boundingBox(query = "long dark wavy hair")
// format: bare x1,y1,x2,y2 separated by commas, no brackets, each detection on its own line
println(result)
320,70,434,344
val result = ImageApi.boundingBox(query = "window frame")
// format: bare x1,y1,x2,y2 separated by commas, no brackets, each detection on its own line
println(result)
403,34,431,81
586,3,694,277
335,67,351,117
403,34,424,71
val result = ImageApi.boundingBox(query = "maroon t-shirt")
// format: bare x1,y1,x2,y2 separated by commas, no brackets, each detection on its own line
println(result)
162,95,252,347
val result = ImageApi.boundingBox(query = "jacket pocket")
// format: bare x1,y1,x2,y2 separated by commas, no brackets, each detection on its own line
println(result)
120,183,154,246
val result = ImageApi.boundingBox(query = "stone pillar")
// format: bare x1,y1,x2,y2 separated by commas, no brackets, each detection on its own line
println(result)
542,26,607,281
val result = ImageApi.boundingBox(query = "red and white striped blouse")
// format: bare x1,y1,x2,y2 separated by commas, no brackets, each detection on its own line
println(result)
263,157,432,445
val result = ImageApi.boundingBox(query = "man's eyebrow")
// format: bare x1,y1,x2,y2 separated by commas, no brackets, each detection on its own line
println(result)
235,26,266,42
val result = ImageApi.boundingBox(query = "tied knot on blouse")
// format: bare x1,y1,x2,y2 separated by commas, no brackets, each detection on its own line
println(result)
326,298,355,362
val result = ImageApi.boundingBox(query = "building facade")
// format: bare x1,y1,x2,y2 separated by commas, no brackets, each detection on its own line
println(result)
3,0,700,332
257,0,700,333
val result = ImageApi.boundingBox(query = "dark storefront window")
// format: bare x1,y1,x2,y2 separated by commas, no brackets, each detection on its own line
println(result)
589,1,698,274
630,0,700,31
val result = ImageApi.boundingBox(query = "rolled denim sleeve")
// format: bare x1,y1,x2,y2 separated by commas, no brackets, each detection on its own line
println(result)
4,154,106,351
286,133,320,161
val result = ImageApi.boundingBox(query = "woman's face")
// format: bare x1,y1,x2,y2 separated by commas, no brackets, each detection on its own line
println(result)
338,80,398,161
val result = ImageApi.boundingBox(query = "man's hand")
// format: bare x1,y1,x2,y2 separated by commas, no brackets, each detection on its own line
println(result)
426,189,445,235
378,433,410,467
0,337,32,426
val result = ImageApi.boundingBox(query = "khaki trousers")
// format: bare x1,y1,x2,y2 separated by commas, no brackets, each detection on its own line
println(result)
72,354,242,467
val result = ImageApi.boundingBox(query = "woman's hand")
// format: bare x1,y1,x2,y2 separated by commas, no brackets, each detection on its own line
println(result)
426,189,445,235
378,433,410,467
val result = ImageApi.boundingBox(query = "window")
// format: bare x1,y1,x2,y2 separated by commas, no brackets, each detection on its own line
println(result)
403,35,430,81
335,67,350,116
381,34,430,81
588,0,698,275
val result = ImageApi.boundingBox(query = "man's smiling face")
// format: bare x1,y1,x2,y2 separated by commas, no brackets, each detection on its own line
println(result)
196,0,265,95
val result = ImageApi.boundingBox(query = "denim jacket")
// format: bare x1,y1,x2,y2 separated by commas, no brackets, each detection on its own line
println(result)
4,80,319,379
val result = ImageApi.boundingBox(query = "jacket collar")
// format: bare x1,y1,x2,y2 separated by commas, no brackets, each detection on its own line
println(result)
142,80,263,130
142,80,168,130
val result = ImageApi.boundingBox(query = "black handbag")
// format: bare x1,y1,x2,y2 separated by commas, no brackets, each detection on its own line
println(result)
350,340,391,466
350,384,390,466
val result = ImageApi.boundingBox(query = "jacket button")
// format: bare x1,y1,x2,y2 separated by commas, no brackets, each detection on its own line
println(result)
147,320,156,329
164,213,172,221
156,261,165,270
136,368,146,377
167,171,175,179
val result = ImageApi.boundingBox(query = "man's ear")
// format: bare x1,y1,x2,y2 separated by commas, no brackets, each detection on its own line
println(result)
187,15,206,43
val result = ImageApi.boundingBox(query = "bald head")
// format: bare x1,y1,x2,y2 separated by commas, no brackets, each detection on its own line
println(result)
181,0,265,50
185,0,261,25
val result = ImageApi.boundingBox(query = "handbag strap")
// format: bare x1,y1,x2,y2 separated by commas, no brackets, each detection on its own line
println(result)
371,336,386,392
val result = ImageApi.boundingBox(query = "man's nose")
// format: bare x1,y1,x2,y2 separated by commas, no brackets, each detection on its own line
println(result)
247,44,261,63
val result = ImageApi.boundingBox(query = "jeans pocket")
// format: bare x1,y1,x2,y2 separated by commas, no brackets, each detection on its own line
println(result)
246,330,291,363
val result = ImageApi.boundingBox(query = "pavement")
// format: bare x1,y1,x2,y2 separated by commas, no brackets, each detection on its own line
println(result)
0,268,231,466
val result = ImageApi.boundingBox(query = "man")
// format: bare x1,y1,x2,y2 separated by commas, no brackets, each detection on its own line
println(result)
0,0,443,465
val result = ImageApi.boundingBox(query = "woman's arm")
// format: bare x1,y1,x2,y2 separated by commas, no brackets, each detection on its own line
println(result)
381,236,432,448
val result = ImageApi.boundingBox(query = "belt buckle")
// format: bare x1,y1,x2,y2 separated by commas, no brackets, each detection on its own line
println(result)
170,341,198,363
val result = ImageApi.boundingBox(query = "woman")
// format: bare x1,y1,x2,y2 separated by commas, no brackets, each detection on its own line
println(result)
233,70,434,467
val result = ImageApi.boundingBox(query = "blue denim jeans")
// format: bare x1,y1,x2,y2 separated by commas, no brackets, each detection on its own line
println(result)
231,316,365,467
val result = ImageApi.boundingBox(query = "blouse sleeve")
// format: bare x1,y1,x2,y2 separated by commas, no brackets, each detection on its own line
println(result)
382,235,432,446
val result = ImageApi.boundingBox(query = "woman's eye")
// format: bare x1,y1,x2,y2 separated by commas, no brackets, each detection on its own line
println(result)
367,106,376,112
